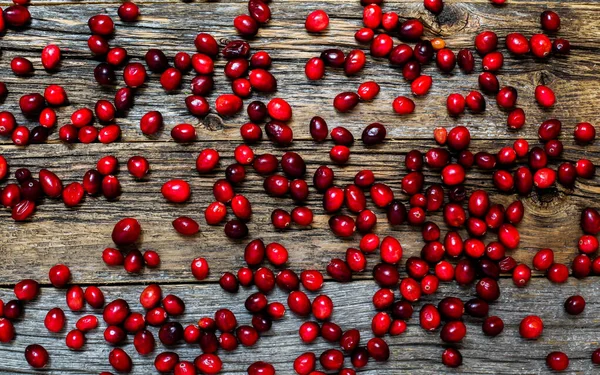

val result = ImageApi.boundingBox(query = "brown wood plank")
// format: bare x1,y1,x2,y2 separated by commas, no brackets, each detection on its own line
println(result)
0,0,600,373
0,279,599,374
0,140,598,284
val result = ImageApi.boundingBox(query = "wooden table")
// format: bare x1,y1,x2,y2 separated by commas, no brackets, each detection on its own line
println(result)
1,0,599,373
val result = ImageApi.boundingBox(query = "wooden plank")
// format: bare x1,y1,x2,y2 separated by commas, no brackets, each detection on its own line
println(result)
0,278,599,374
0,1,598,146
0,140,599,284
0,0,599,373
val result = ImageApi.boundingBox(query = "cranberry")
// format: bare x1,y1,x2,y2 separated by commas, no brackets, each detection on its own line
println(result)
581,208,600,235
10,56,33,76
541,10,561,31
360,122,386,145
224,220,248,239
400,61,421,82
391,96,415,115
305,9,329,32
265,121,293,146
553,38,571,54
411,75,432,96
457,49,475,73
249,69,277,92
84,286,105,308
333,92,360,113
479,72,500,94
118,2,139,21
194,353,223,374
76,315,98,332
436,48,456,72
424,0,444,14
162,294,185,316
546,352,569,371
362,4,382,28
506,33,530,54
535,85,556,107
159,322,184,346
530,34,552,58
103,299,130,326
564,295,586,315
123,62,147,88
344,49,366,75
366,338,389,363
247,362,275,375
330,126,354,146
440,320,466,343
355,27,375,43
520,315,544,339
442,347,462,368
109,348,132,372
399,18,423,41
24,344,49,369
545,139,562,158
44,307,66,333
327,258,352,282
576,159,596,179
154,352,180,373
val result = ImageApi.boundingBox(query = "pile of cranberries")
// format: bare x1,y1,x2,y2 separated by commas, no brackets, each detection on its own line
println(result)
0,0,599,374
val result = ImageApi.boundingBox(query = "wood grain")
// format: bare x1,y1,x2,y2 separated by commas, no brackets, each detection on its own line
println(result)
0,0,600,373
1,279,600,374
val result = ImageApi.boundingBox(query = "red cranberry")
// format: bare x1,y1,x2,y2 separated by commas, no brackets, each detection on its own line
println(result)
520,315,544,339
442,347,462,368
44,307,66,333
440,320,466,343
457,49,475,73
553,38,571,54
541,10,561,31
546,351,569,371
109,348,132,372
305,9,329,32
530,34,552,58
25,344,49,368
475,31,498,55
479,72,499,94
564,295,586,315
327,258,352,281
528,84,553,108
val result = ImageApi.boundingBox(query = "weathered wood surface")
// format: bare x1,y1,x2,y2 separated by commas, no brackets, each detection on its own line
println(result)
1,279,600,374
0,0,599,373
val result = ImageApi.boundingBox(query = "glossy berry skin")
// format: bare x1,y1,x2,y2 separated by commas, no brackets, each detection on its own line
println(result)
535,85,556,107
305,57,325,80
546,352,569,371
118,2,140,21
305,10,329,32
4,5,32,27
541,10,561,32
44,308,66,333
14,279,40,301
161,179,191,203
334,92,360,112
392,96,415,115
112,218,141,246
442,347,462,368
25,344,49,368
109,348,132,372
482,316,504,336
564,295,586,315
530,34,552,58
506,33,530,55
519,315,543,339
123,63,147,88
411,75,432,96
